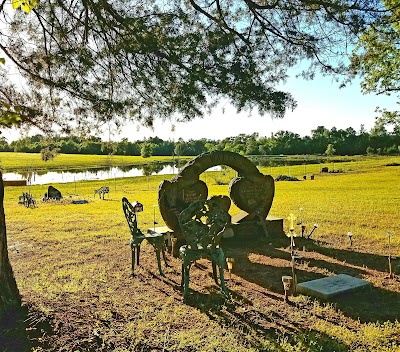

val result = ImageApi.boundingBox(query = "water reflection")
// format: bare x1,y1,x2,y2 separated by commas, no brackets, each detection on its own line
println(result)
3,163,221,185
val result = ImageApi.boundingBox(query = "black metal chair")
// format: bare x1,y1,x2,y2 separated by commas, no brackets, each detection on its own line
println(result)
178,199,230,299
122,197,167,276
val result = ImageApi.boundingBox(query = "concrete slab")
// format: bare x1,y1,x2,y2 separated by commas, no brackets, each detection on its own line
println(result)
297,274,371,299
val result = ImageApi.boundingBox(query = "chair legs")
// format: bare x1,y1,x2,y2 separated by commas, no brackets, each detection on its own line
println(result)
131,245,139,276
131,237,168,277
182,263,191,299
155,247,165,277
212,262,218,285
181,258,228,299
130,244,141,276
136,245,140,265
161,243,168,267
218,264,228,296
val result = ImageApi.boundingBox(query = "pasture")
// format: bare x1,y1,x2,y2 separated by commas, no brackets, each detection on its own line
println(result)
2,154,400,351
0,152,183,172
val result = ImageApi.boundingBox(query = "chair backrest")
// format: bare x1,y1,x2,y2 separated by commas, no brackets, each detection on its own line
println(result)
179,199,230,249
122,197,144,238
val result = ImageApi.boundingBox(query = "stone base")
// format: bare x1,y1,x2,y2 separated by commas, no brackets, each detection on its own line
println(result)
264,215,285,237
227,213,285,240
297,274,371,299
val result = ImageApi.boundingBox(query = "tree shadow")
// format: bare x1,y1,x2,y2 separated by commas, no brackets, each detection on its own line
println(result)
183,287,349,351
221,234,400,323
0,303,59,352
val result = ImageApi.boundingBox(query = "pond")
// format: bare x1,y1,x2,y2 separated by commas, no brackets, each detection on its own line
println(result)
3,163,222,185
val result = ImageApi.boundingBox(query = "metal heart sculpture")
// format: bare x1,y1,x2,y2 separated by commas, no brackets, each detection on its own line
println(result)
229,175,274,218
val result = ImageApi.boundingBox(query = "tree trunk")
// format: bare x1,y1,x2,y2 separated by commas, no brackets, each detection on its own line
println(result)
0,173,21,324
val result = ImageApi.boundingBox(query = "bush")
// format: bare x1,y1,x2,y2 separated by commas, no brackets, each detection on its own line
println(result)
275,174,300,181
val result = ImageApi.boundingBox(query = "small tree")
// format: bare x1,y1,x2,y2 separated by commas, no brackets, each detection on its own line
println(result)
366,146,375,155
140,142,154,158
325,144,336,156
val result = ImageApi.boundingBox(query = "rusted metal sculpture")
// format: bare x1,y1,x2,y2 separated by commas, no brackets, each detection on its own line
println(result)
94,186,110,200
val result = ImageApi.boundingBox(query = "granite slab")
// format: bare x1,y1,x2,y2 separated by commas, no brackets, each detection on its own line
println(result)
297,274,371,299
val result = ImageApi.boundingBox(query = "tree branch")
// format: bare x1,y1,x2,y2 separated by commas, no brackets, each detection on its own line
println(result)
190,0,251,45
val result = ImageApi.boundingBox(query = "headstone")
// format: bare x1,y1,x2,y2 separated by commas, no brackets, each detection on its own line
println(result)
297,274,371,299
158,151,275,239
229,176,274,213
47,185,62,199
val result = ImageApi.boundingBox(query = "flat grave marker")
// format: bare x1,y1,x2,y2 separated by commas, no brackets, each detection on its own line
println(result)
297,274,371,299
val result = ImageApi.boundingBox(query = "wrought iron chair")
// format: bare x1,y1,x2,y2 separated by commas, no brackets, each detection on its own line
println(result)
122,197,167,276
178,199,230,299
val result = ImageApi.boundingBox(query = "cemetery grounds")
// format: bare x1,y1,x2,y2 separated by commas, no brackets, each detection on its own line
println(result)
2,154,400,351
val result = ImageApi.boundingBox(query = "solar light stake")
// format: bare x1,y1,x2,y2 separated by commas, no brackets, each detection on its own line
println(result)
291,255,297,295
307,223,318,239
282,276,293,303
226,257,235,280
387,232,393,279
298,208,303,226
348,232,353,247
287,213,298,295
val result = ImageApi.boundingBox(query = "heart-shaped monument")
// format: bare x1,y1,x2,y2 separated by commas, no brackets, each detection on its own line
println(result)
229,175,274,219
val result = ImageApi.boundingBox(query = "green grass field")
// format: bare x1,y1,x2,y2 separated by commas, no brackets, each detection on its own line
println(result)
2,154,400,351
0,152,188,172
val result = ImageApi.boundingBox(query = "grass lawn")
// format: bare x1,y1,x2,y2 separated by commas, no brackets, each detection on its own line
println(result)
2,155,400,351
0,152,190,172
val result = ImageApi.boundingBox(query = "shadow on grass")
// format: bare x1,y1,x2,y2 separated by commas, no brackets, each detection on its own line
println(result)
0,304,50,352
183,288,349,352
0,307,28,352
222,234,400,323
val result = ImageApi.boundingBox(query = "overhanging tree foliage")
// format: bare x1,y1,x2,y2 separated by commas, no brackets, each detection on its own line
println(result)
351,0,400,131
0,0,394,134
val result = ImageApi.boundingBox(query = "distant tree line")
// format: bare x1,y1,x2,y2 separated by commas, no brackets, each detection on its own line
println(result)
1,125,399,158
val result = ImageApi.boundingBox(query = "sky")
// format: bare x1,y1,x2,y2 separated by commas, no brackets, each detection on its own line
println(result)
102,73,397,142
2,72,398,143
